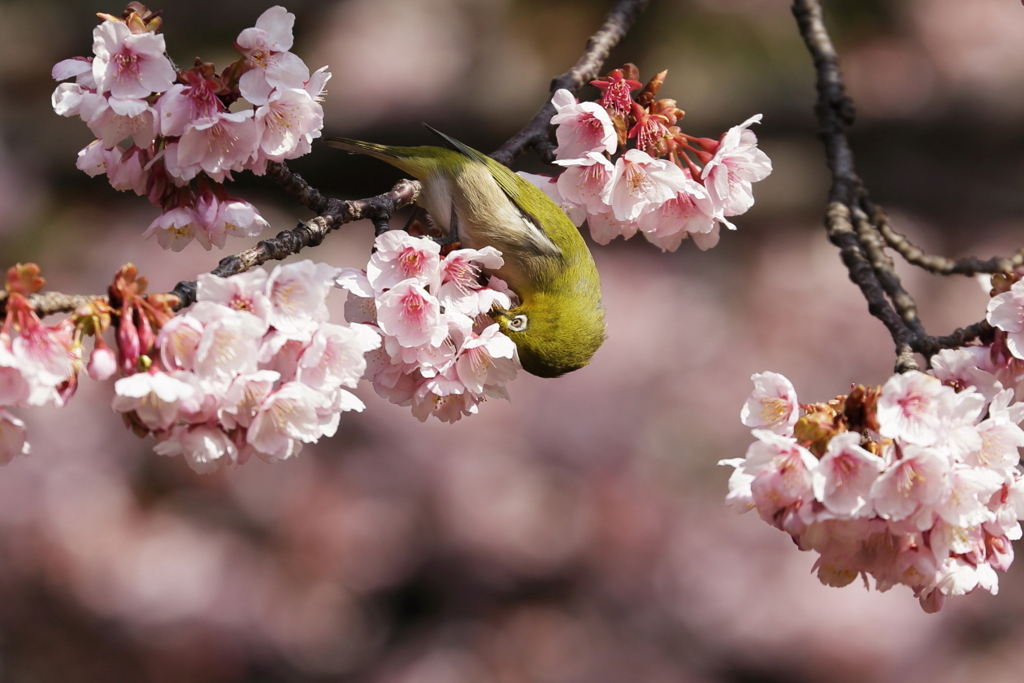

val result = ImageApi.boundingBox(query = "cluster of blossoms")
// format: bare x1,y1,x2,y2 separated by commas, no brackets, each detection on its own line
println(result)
520,65,772,252
111,261,380,472
336,231,519,423
51,3,328,251
0,266,82,463
723,342,1024,612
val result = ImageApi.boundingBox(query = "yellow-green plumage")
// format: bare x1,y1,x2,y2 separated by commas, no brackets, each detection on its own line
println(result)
325,128,606,378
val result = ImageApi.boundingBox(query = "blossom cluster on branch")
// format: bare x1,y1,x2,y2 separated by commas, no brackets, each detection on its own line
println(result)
336,231,520,424
0,267,79,463
50,3,328,251
520,65,772,252
724,333,1024,612
112,261,380,472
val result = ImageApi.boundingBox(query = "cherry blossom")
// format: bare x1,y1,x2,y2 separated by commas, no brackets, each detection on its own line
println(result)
636,179,720,252
91,19,175,99
335,232,520,423
550,89,617,160
724,367,1024,612
812,432,884,517
235,6,310,106
876,371,956,447
604,149,689,222
700,114,773,217
740,371,800,435
987,279,1024,359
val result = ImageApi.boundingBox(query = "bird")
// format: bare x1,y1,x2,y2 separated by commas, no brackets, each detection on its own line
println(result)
324,126,605,378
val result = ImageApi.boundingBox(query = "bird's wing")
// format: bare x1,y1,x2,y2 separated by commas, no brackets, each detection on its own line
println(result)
423,125,561,258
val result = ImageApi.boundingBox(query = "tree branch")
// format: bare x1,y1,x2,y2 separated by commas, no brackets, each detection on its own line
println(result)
793,0,1003,371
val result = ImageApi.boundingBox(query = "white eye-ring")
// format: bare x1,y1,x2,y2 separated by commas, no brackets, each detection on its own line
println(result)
507,314,528,332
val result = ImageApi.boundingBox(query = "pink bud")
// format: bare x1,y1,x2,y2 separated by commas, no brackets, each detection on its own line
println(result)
136,310,155,357
118,313,140,373
88,346,117,381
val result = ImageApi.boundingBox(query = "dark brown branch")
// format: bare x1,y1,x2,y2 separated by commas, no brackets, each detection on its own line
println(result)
171,179,420,309
491,0,650,165
793,0,918,371
793,0,1008,371
850,204,925,338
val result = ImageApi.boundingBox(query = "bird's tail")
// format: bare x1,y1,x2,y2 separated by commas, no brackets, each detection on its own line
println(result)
323,137,438,178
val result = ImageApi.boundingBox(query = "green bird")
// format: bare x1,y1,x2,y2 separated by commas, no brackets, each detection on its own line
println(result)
325,127,606,378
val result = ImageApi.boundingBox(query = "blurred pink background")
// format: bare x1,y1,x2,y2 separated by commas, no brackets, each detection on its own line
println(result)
3,0,1024,680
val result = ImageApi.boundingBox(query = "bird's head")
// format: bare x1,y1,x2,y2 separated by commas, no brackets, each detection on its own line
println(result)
490,291,606,378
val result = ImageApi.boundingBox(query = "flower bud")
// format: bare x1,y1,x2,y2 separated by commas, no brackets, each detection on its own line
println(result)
118,312,140,373
88,345,117,381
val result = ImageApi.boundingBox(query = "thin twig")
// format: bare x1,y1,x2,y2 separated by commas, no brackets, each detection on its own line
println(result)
868,198,1024,275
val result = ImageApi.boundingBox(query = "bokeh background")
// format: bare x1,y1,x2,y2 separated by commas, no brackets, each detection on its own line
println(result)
2,0,1024,680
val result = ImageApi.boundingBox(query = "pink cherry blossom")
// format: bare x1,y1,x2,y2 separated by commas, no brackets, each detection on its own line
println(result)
934,466,1003,528
0,344,31,407
75,139,118,178
107,146,148,195
554,151,616,216
218,199,269,241
253,88,324,162
154,425,240,474
812,432,886,516
197,270,271,326
604,149,689,222
376,281,447,349
52,83,89,118
87,346,117,382
246,381,328,461
740,372,799,435
876,370,956,447
367,230,442,292
584,211,638,245
143,207,199,252
987,279,1024,359
235,6,310,105
870,445,950,521
295,322,381,391
454,323,518,395
159,141,202,184
636,179,721,252
155,79,225,138
91,20,175,99
700,114,773,217
52,57,93,83
157,315,205,372
266,260,339,335
550,89,617,160
192,308,266,380
217,370,280,430
176,110,258,181
111,371,198,432
929,346,1003,401
10,323,73,389
80,94,157,149
743,430,818,528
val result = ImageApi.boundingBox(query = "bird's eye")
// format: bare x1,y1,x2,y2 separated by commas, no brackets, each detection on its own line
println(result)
507,314,528,332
